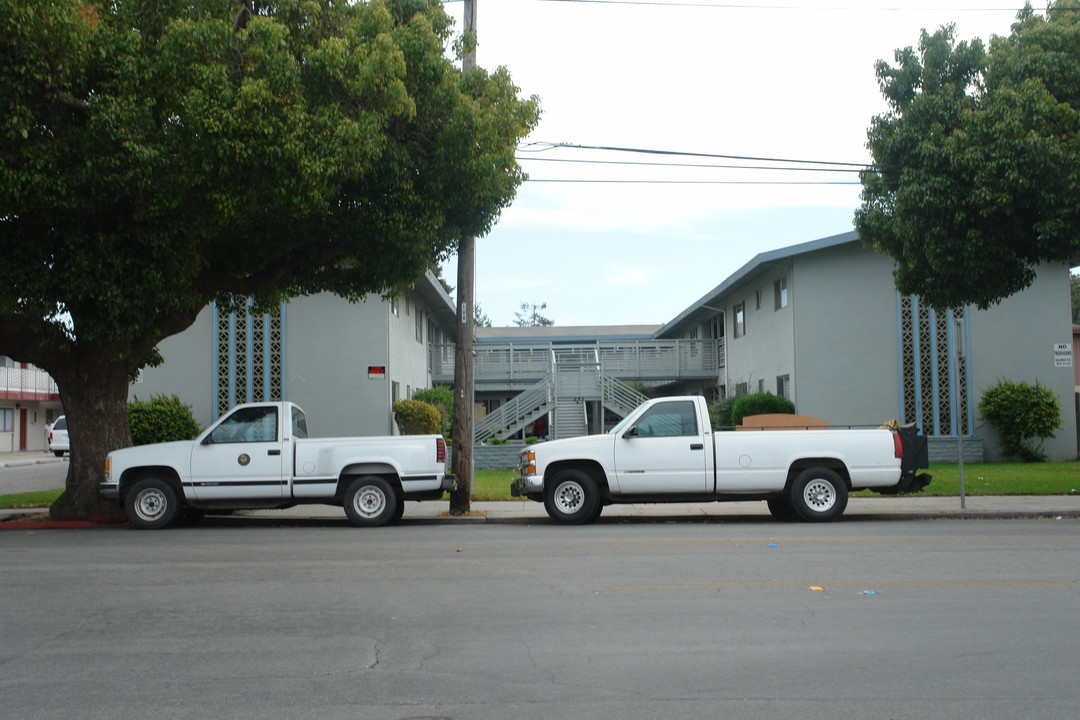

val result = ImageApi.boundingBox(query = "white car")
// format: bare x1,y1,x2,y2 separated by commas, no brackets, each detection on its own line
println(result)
49,416,69,457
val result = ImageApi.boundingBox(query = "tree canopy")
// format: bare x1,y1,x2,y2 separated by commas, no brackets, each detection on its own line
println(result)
0,0,539,517
856,1,1080,310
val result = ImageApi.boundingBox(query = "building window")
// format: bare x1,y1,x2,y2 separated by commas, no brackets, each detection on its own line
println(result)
755,290,762,310
415,309,424,343
391,298,399,317
774,276,788,310
733,302,745,338
392,381,400,403
1,407,15,432
757,379,764,393
777,374,790,399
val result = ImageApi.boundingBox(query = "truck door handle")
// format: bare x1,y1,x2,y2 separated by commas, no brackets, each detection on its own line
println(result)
268,449,281,456
690,443,704,451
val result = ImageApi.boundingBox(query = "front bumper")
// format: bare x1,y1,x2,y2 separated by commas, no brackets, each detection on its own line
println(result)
99,482,120,504
510,474,544,498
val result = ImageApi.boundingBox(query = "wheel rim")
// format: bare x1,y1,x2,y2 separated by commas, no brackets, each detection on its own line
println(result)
134,488,168,523
552,480,585,515
353,486,387,519
802,478,837,513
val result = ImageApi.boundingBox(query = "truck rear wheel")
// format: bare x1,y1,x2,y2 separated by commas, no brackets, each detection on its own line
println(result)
125,477,179,530
344,476,399,527
789,467,848,522
544,469,600,524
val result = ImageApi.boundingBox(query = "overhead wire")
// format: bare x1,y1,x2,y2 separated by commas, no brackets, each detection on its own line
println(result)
515,141,892,185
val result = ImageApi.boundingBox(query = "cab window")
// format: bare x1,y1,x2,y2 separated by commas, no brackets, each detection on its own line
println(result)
291,406,308,439
631,401,699,437
210,406,278,444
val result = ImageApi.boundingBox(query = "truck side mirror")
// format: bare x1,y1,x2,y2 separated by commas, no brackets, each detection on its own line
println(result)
623,426,639,439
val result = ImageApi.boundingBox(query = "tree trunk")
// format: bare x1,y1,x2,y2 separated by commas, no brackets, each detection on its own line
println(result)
48,362,132,521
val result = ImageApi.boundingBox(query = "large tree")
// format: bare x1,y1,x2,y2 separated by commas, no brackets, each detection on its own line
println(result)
0,0,539,518
856,1,1080,310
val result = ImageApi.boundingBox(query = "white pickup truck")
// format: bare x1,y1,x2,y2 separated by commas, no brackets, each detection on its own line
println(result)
511,396,931,523
100,401,454,529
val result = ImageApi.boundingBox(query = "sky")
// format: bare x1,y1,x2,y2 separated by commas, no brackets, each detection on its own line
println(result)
438,0,1033,327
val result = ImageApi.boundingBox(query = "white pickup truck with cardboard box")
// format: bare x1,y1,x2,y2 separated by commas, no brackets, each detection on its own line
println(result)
512,396,930,523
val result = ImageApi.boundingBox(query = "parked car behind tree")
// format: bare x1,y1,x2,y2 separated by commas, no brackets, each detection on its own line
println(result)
49,416,69,457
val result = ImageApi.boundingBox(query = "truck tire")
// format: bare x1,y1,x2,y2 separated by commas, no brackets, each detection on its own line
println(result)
544,469,600,524
344,476,399,527
125,477,179,530
789,467,848,522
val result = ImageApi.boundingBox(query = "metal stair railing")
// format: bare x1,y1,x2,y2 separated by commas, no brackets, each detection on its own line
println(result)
602,376,649,418
473,376,555,444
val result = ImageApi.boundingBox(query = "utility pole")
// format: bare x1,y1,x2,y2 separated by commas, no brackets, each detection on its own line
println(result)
449,0,477,515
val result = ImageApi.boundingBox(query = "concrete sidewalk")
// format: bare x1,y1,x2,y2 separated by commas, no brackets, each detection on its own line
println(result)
4,494,1080,527
0,450,66,469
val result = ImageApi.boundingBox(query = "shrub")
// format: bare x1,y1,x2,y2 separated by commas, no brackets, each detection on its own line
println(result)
393,399,441,435
413,386,454,438
978,379,1062,462
730,392,796,427
128,394,201,446
709,396,737,430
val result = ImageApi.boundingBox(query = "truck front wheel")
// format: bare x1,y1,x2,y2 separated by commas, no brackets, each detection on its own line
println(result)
125,477,179,530
544,469,600,524
789,467,848,522
344,476,399,527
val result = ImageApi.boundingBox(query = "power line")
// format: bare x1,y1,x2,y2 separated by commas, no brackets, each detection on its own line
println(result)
525,178,867,184
518,156,867,173
519,141,875,168
535,0,1028,11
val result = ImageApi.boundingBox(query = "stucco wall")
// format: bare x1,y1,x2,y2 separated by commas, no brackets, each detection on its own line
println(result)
722,264,796,399
282,293,393,437
130,307,216,428
967,264,1077,461
791,245,901,427
388,295,435,407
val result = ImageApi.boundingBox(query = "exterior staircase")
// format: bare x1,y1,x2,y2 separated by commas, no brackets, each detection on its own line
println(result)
472,350,649,443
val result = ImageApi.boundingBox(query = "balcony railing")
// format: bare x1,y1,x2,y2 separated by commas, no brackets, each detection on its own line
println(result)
0,366,60,400
430,338,724,385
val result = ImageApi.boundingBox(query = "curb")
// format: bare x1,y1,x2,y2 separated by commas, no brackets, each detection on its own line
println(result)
2,507,1077,529
0,456,67,470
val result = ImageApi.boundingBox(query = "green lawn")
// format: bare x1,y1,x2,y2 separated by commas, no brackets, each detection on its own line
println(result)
0,489,63,510
3,463,1075,509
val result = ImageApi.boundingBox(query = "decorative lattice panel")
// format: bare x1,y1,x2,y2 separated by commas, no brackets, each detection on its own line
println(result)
899,297,970,437
214,302,284,418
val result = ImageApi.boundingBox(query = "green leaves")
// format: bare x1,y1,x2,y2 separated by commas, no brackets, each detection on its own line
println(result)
1,0,539,374
978,379,1063,462
857,2,1080,310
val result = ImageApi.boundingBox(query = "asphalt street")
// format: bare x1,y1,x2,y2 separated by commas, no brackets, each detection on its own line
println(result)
2,518,1079,720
